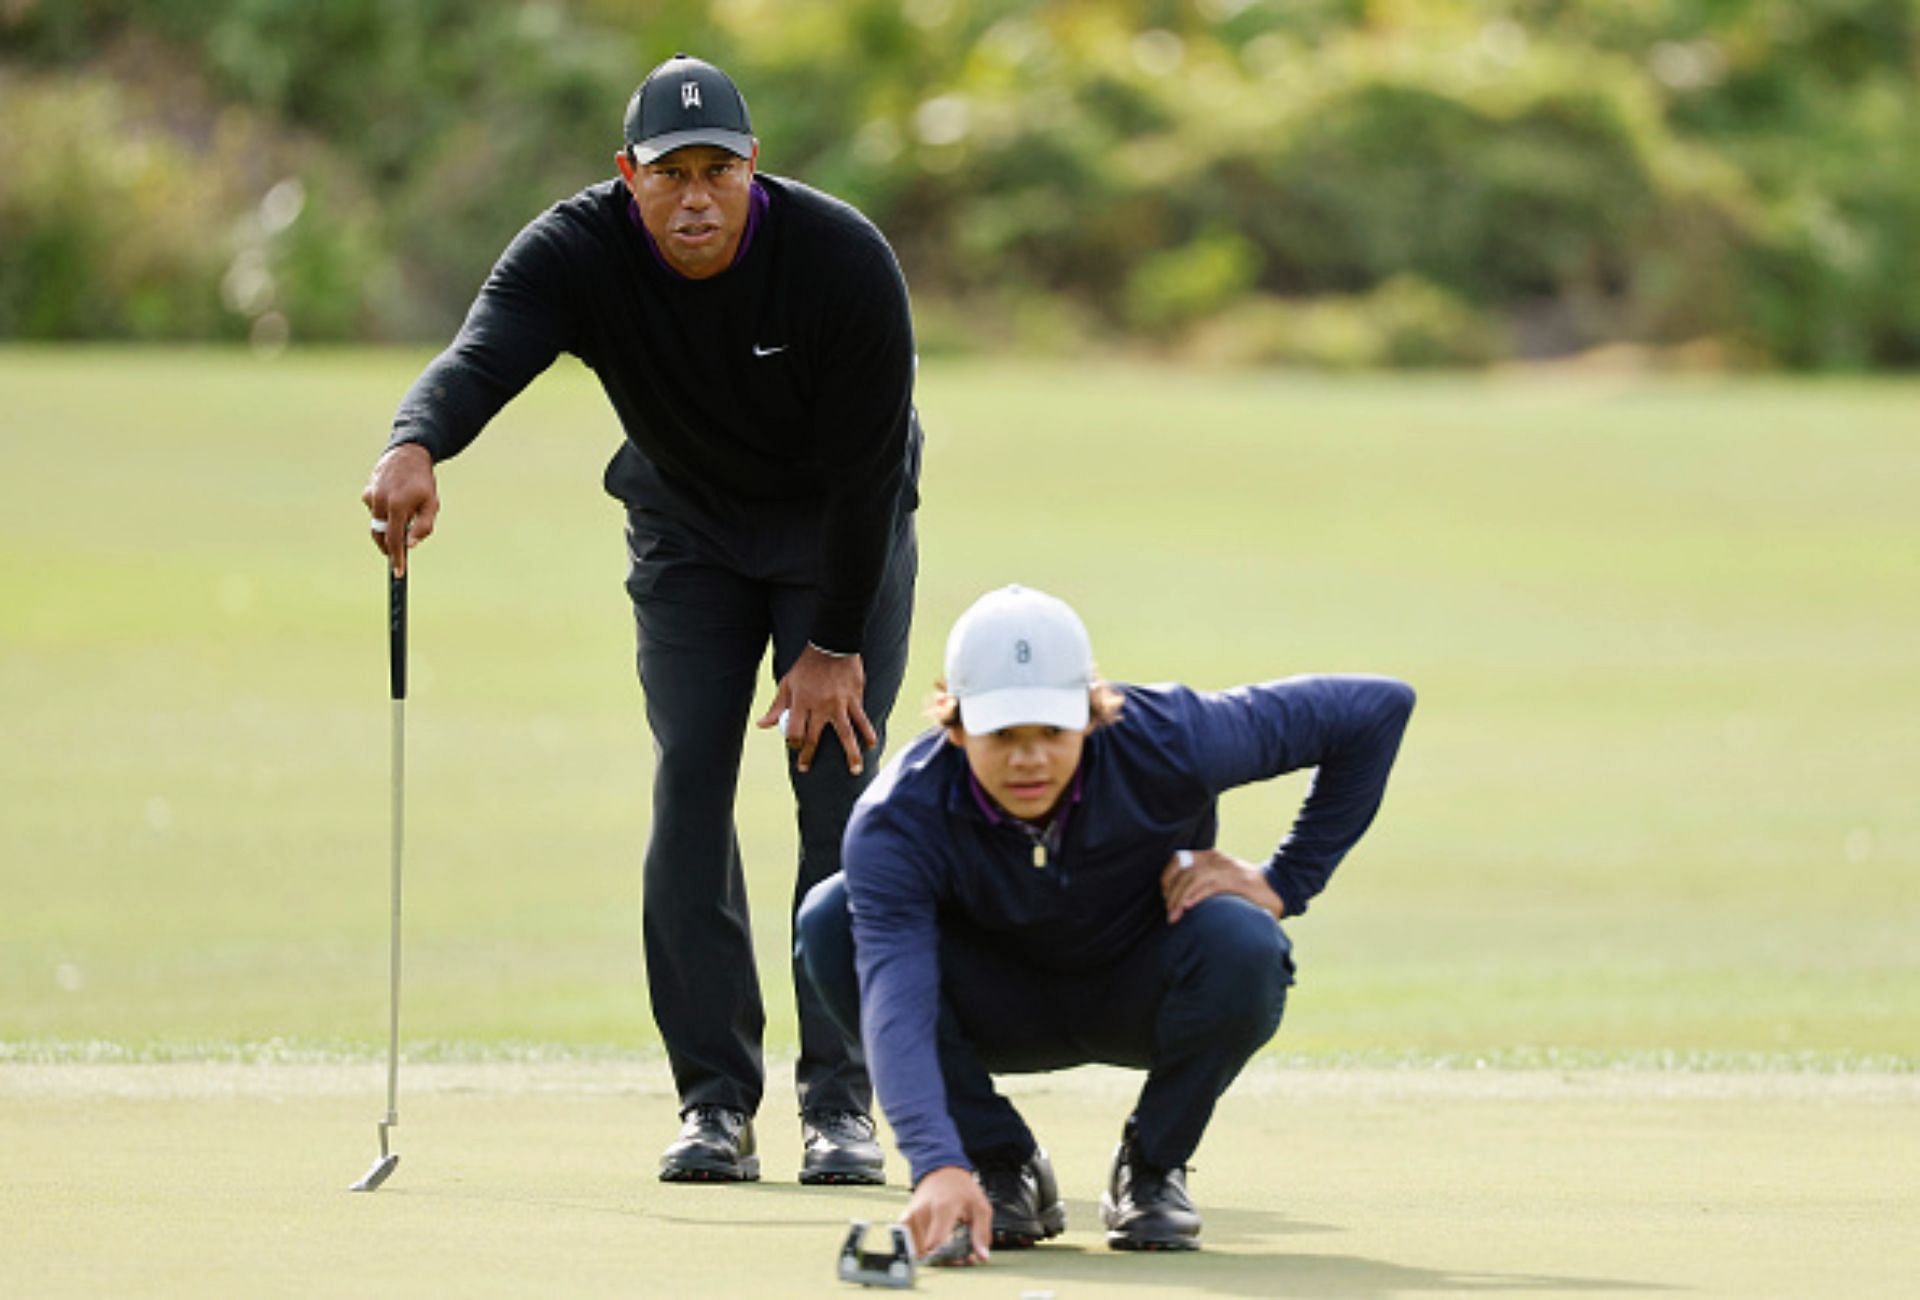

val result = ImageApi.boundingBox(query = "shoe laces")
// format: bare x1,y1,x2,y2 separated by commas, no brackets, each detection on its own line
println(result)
1118,1138,1190,1191
684,1103,744,1133
805,1109,874,1141
977,1159,1034,1202
1130,1161,1193,1209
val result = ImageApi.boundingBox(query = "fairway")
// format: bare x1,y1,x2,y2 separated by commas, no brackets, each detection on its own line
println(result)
3,348,1913,1061
2,349,1915,1294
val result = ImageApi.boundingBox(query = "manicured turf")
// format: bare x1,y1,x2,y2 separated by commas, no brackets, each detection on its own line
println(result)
1,347,1915,1064
3,1064,1915,1298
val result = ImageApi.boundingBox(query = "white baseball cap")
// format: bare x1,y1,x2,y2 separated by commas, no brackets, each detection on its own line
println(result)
945,585,1094,734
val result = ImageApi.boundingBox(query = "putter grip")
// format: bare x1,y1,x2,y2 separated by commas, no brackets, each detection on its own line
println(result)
388,571,407,701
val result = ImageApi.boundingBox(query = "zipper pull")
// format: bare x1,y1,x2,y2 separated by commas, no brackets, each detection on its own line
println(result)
1031,840,1045,869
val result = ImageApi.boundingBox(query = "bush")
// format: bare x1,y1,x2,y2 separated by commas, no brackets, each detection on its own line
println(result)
1125,231,1263,337
1732,82,1920,367
0,71,392,343
1189,276,1504,370
0,75,232,339
1226,37,1768,350
2,0,1917,367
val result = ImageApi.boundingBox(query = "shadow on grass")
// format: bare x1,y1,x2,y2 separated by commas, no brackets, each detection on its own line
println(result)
937,1199,1675,1296
624,1187,1673,1296
970,1249,1676,1297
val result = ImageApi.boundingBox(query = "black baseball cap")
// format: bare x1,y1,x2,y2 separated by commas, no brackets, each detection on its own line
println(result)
623,54,754,164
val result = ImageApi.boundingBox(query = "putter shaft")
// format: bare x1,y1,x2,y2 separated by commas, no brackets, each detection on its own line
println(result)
353,570,408,1192
384,693,404,1129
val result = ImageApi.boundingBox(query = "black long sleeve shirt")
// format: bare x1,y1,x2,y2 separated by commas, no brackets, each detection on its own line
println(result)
388,175,920,652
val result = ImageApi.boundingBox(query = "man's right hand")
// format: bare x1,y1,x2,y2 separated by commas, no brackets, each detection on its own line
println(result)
361,443,439,575
901,1166,993,1266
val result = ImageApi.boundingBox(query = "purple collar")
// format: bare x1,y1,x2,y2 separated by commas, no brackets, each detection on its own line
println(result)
626,178,770,277
966,760,1086,831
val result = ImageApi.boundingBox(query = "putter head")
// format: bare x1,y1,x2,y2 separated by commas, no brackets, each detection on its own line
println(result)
349,1152,399,1192
836,1220,915,1289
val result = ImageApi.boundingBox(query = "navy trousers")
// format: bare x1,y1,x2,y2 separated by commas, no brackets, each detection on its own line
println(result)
626,494,916,1119
796,873,1293,1171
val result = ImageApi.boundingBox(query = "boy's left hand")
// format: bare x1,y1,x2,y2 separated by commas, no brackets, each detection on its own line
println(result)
1160,848,1285,924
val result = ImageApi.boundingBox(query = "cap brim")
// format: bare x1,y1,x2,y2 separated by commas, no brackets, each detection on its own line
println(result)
629,129,755,163
957,687,1090,735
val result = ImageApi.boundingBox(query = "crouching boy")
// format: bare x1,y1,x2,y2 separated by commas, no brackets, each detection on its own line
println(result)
797,585,1413,1261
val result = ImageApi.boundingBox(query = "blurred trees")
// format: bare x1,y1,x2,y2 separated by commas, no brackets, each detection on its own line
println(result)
1,0,1915,366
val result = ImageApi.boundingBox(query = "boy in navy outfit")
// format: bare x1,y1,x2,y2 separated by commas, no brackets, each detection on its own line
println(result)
799,585,1415,1261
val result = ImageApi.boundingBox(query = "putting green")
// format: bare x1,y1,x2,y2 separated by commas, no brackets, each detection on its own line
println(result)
5,1062,1914,1297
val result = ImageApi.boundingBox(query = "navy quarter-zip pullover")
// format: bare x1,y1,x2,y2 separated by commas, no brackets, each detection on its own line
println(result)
841,673,1414,1182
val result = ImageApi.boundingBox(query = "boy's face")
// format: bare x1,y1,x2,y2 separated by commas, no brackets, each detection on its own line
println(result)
950,723,1089,822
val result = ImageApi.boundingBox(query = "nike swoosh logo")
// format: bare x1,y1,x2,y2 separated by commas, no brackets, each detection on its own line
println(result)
752,344,788,357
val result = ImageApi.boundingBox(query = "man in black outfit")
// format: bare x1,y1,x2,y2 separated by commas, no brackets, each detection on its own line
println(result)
360,54,920,1186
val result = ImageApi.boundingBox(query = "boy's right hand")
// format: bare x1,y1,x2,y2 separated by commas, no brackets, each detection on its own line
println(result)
902,1166,993,1265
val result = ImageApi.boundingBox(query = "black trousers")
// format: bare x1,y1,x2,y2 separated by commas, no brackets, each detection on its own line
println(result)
624,498,916,1118
796,874,1293,1171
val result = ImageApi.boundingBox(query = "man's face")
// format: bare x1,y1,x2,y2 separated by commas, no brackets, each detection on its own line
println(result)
617,142,757,279
951,722,1089,822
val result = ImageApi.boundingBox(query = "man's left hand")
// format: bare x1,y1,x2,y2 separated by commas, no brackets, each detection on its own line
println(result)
758,645,877,775
1160,848,1285,924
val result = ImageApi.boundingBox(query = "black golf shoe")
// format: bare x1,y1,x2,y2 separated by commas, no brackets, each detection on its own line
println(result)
1101,1130,1201,1251
659,1104,759,1182
975,1148,1066,1248
798,1109,885,1185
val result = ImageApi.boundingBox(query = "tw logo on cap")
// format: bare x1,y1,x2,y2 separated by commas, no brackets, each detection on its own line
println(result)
681,81,702,110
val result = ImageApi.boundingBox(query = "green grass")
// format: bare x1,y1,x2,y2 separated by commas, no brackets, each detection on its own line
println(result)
2,347,1915,1064
6,1065,1918,1298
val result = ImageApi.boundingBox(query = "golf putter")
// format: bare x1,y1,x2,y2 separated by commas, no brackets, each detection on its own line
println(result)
351,568,408,1192
836,1221,916,1289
